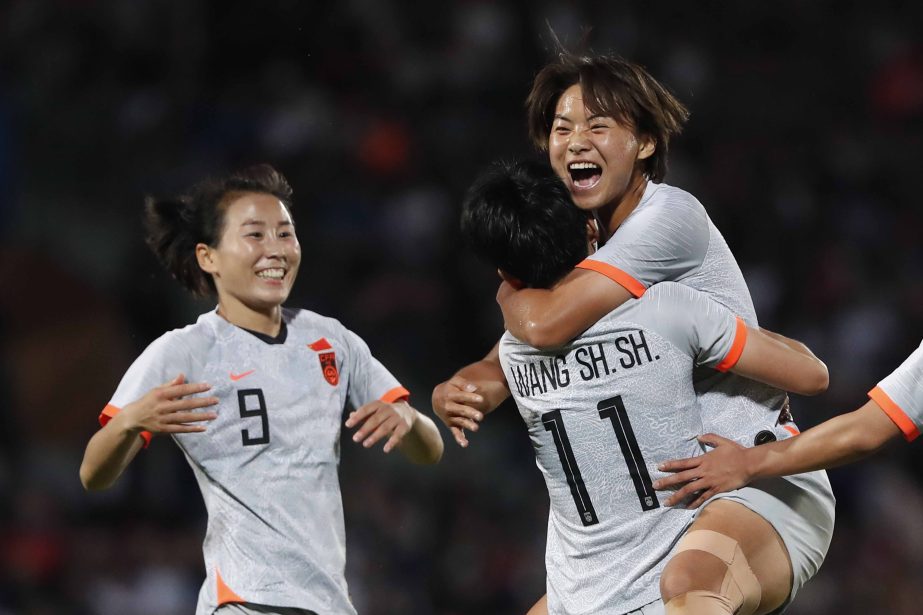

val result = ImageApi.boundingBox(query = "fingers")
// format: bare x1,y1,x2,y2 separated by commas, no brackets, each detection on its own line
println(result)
450,426,469,448
163,395,219,414
345,401,381,429
686,489,718,510
653,468,701,491
656,457,699,473
697,433,731,448
162,382,213,400
350,405,391,444
664,480,706,507
360,417,406,450
443,400,483,424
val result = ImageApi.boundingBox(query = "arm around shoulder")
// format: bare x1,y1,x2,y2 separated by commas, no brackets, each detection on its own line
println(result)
498,268,634,349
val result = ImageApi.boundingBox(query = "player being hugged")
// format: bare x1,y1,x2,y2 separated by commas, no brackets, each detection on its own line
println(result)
459,160,830,615
79,164,443,615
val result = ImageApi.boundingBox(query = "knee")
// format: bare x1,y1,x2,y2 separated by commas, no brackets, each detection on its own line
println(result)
660,551,725,602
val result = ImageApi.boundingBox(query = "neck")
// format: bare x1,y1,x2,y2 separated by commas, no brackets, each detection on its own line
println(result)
216,298,283,336
599,169,649,236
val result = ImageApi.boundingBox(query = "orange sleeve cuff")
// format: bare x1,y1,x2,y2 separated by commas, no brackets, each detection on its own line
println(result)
869,386,920,442
99,404,153,448
716,317,748,372
380,386,411,403
575,260,646,298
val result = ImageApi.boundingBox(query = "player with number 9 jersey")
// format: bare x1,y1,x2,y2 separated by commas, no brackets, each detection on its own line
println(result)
80,164,444,615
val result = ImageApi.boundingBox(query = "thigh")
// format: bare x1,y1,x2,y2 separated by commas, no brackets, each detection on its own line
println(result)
684,499,792,615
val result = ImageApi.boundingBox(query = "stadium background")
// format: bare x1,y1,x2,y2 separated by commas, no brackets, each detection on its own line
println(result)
2,1,923,613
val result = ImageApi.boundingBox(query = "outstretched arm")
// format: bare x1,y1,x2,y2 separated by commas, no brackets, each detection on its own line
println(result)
432,341,511,447
497,269,633,349
730,327,828,396
80,374,218,491
654,399,900,508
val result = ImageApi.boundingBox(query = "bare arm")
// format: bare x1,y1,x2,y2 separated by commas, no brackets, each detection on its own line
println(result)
497,268,634,349
654,399,900,507
432,341,511,447
731,326,828,396
79,374,218,491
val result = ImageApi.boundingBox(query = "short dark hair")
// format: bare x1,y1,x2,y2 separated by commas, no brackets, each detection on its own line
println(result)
526,53,689,182
144,163,294,296
461,160,590,289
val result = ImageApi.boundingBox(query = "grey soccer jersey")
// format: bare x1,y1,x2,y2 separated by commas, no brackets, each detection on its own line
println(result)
869,339,923,441
99,308,408,615
500,282,747,615
578,181,791,444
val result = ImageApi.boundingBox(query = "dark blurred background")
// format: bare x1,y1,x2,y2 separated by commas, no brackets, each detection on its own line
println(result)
2,1,923,613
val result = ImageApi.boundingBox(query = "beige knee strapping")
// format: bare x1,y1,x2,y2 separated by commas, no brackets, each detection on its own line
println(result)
664,530,762,615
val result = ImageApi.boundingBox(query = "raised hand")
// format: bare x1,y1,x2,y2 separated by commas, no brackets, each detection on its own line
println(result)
346,400,417,454
431,376,486,447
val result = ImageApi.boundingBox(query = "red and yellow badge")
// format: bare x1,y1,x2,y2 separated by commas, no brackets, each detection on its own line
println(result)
308,338,339,386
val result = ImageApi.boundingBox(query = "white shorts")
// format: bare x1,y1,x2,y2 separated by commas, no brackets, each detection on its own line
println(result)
625,598,665,615
212,604,317,615
709,469,836,613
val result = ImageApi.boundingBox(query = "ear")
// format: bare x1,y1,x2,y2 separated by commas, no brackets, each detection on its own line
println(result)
636,134,656,161
196,243,218,275
497,269,525,290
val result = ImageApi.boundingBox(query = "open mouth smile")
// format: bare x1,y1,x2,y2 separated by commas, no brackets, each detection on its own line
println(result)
568,161,602,190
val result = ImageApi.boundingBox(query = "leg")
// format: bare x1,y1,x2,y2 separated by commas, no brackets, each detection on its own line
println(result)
525,593,548,615
661,499,792,615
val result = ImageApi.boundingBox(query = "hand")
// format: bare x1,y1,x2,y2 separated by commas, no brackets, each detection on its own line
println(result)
652,433,752,509
431,376,485,448
119,374,218,435
346,400,416,453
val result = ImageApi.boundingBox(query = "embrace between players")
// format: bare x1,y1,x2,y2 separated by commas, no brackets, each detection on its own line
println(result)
80,52,922,615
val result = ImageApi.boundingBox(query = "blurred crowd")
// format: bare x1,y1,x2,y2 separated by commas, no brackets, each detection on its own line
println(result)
1,1,923,613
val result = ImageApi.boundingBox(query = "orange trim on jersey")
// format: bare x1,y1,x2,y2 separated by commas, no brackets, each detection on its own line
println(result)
98,404,152,448
380,386,411,403
869,386,920,442
308,337,333,351
783,425,800,436
575,260,646,298
216,568,245,605
716,317,748,373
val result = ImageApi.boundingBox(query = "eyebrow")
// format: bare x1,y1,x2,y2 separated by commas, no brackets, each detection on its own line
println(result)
240,219,294,227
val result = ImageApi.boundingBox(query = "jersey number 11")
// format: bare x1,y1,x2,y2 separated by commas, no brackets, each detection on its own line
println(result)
542,395,659,527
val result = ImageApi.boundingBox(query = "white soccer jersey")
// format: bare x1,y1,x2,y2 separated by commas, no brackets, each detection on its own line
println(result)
579,181,793,444
500,282,747,614
869,339,923,441
99,308,408,615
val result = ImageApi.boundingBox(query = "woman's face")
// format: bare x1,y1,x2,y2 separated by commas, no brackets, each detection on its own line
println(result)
548,84,653,212
199,192,301,314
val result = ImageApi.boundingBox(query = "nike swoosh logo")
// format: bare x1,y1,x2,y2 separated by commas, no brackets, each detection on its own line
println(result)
230,369,255,381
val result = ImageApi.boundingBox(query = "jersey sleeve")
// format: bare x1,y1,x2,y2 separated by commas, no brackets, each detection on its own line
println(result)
639,283,745,371
342,329,409,410
577,187,710,297
99,334,192,447
868,340,923,442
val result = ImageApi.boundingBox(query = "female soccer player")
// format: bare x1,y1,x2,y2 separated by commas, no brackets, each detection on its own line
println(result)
461,159,828,615
434,54,834,614
80,164,443,615
653,345,921,505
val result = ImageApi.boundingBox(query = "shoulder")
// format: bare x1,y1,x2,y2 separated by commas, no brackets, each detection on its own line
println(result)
144,316,216,361
284,307,369,354
633,182,708,221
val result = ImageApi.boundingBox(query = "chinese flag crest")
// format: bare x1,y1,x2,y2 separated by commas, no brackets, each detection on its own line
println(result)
309,338,339,386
